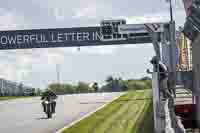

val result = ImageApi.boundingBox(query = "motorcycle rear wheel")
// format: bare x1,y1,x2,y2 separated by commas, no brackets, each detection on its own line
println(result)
47,112,52,118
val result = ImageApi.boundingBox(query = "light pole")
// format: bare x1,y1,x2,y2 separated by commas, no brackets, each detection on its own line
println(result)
169,0,173,21
166,0,177,96
56,64,60,84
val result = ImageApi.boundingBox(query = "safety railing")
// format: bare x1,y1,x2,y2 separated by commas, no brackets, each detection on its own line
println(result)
164,94,186,133
165,99,175,133
151,71,186,133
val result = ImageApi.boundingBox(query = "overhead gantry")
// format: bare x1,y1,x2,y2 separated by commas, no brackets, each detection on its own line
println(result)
0,19,179,132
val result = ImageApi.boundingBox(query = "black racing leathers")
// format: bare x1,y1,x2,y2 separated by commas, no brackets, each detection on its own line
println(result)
41,90,57,113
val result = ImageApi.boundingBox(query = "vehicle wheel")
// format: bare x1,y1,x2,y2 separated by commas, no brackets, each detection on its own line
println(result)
47,112,52,118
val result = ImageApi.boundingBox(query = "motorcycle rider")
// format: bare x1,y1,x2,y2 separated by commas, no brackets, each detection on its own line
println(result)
150,56,170,98
41,89,58,113
150,56,168,80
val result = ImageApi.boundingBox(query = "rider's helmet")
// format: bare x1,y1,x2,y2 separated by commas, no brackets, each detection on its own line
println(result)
150,56,159,65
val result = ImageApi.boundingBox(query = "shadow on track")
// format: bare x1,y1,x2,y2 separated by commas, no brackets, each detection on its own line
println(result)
36,117,49,120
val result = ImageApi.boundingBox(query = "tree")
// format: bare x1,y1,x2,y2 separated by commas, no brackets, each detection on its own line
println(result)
76,82,90,93
125,80,136,91
103,76,123,92
63,84,76,94
102,76,114,92
106,76,114,83
48,83,64,94
118,80,128,91
92,82,99,92
30,88,36,96
133,81,146,90
36,88,42,96
18,83,24,96
144,80,152,89
140,76,152,81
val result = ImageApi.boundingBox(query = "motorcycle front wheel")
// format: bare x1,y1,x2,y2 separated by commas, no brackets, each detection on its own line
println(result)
47,112,52,118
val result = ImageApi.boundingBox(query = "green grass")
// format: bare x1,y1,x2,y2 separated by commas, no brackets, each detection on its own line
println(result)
0,96,35,101
62,90,153,133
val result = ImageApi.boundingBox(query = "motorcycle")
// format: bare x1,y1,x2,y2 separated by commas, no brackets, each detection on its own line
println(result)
42,98,56,118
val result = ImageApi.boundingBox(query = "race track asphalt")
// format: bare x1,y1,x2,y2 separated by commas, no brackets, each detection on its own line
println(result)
0,92,122,133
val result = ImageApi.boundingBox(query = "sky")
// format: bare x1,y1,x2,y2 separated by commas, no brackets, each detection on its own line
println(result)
0,0,186,89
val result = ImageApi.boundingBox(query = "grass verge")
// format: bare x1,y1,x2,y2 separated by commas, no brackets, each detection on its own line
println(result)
62,89,153,133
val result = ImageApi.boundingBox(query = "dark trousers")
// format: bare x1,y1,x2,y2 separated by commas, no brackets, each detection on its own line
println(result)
42,101,56,113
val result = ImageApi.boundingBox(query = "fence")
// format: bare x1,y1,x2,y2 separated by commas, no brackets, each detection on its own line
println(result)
164,93,186,133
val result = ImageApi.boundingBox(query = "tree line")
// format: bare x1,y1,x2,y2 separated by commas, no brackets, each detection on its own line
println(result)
46,76,152,94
